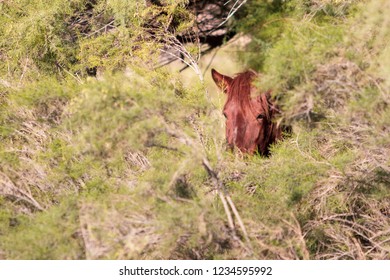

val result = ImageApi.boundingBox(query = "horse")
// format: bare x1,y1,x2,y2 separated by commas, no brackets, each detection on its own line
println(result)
211,68,284,156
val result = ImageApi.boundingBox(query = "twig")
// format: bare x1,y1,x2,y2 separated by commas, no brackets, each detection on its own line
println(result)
282,214,310,259
161,116,252,251
18,58,29,87
85,20,115,38
202,47,219,76
0,172,45,211
226,194,251,244
207,0,247,35
55,62,83,84
294,132,333,167
78,202,92,259
202,158,235,232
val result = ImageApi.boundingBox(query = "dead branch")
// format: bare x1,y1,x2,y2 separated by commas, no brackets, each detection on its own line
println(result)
159,115,253,253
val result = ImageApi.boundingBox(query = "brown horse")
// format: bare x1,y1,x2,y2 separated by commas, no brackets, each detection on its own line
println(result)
211,69,283,155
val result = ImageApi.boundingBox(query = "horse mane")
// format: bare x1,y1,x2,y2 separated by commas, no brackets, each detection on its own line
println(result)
227,70,257,104
227,70,271,119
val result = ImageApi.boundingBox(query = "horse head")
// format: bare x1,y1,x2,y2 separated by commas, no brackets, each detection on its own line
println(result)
211,68,283,155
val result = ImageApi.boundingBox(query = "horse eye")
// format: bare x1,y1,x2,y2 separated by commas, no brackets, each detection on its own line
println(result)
257,114,265,120
223,112,227,119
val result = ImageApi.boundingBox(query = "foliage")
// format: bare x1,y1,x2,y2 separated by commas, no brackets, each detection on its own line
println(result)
0,0,389,260
0,0,191,82
236,0,390,259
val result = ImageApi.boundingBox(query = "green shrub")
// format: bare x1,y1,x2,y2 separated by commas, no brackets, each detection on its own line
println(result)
1,0,389,260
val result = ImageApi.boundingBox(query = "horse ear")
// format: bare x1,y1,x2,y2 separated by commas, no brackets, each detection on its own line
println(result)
264,89,272,101
257,90,272,104
211,69,233,93
257,90,273,119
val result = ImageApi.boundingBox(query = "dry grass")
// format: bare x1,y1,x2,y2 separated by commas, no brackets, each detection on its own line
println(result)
78,196,160,259
314,58,369,110
1,0,389,260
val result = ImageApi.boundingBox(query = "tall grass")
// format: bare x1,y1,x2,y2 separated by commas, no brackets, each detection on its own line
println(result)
0,0,389,259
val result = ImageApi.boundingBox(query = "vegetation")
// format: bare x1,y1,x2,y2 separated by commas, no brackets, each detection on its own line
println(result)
0,0,389,259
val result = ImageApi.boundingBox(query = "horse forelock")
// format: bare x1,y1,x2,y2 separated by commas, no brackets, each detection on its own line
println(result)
226,71,257,112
